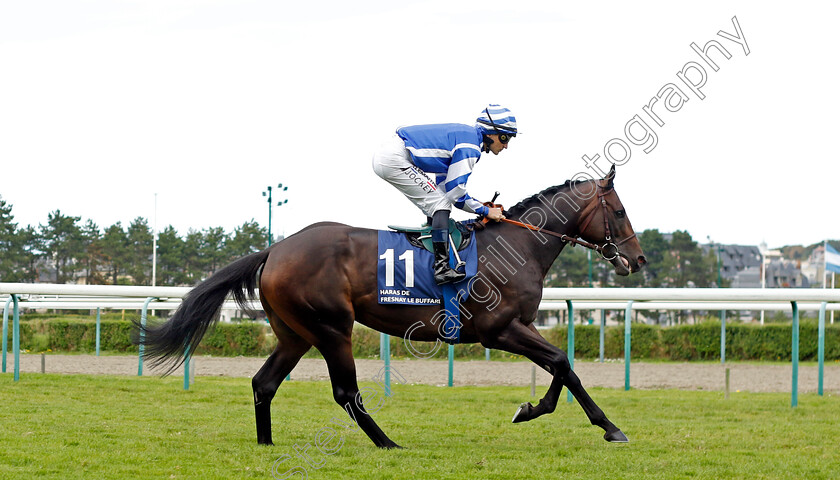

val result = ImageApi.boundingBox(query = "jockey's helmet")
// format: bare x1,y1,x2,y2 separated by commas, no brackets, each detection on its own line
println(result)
476,104,518,137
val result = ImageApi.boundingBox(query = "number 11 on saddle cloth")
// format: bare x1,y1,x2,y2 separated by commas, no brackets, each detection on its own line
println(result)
376,230,478,343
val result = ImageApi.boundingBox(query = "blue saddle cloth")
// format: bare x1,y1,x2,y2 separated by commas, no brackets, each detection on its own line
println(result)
377,230,478,343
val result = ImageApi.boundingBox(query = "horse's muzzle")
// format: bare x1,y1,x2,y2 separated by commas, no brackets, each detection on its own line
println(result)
631,255,647,274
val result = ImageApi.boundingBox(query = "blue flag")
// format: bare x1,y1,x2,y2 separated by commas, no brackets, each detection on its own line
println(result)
826,243,840,274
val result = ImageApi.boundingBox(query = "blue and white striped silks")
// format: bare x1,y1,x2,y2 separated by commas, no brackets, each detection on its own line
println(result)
396,123,489,216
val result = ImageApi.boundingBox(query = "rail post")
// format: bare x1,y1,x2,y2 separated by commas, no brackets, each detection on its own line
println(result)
183,344,191,390
2,296,10,373
138,297,157,376
791,301,799,407
447,344,454,387
624,300,633,391
567,300,574,403
720,309,726,364
12,294,20,381
95,307,101,357
599,309,606,363
818,302,826,396
380,333,392,397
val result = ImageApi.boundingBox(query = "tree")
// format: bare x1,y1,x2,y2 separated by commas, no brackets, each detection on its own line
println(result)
670,230,717,288
101,223,128,285
636,229,675,287
16,226,41,282
126,217,153,285
156,225,184,285
201,226,229,275
225,220,268,260
181,229,207,285
80,220,107,284
39,210,83,283
0,196,24,281
545,245,591,287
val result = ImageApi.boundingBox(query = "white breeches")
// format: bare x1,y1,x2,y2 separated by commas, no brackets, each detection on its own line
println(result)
372,134,451,217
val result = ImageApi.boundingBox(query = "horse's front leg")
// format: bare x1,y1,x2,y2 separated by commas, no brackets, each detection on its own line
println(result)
560,363,628,442
511,370,564,423
486,321,628,443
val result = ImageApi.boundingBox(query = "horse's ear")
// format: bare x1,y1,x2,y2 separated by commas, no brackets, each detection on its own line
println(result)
604,164,616,188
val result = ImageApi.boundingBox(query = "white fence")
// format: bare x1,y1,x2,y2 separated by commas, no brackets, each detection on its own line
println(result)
3,283,840,313
3,283,840,404
539,287,840,313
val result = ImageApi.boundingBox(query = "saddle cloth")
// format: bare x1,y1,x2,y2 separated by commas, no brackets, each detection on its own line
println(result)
377,229,478,343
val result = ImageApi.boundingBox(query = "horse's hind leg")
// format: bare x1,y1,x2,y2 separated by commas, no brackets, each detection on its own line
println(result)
319,338,401,449
252,321,312,445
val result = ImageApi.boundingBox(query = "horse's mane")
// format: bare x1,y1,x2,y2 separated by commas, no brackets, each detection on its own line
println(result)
506,178,591,217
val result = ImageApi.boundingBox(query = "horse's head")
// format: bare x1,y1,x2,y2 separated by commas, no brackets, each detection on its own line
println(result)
577,165,646,276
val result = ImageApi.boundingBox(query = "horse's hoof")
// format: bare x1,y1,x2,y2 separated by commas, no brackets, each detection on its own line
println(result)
604,429,629,443
511,402,533,423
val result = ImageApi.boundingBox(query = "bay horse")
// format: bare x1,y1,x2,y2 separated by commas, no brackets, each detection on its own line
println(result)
135,165,646,448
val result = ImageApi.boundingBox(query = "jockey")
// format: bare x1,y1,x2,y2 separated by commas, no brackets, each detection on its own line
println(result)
372,104,517,285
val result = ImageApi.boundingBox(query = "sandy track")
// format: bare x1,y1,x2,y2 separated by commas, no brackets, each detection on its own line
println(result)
9,354,839,394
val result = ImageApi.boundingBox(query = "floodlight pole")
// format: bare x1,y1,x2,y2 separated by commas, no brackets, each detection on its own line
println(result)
262,184,289,248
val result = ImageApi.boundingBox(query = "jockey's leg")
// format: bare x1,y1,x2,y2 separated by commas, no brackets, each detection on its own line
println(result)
431,210,465,285
372,134,449,221
373,134,462,284
430,209,449,231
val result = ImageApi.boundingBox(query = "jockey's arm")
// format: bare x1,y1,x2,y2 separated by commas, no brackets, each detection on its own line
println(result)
439,144,505,221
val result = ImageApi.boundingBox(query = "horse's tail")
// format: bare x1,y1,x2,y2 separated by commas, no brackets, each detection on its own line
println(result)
132,248,272,375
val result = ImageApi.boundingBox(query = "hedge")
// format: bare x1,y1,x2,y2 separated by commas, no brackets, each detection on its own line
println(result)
12,319,275,357
7,318,840,361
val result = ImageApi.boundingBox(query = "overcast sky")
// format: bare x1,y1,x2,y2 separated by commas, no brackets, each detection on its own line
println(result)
1,1,837,249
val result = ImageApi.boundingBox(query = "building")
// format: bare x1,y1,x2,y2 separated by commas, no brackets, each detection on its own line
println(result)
702,243,763,287
801,244,836,288
764,260,809,288
760,242,810,288
701,242,813,288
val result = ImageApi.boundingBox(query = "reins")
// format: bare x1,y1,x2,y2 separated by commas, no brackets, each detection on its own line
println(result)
481,183,636,262
496,217,611,255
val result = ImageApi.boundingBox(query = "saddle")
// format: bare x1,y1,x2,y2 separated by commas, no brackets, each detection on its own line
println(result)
387,218,473,253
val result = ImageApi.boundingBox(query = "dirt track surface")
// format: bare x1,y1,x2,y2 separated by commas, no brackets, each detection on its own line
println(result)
10,354,840,394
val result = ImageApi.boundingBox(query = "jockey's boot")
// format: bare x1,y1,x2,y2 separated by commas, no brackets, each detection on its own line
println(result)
432,239,465,285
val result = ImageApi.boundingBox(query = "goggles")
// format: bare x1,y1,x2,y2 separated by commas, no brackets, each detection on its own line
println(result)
484,108,515,144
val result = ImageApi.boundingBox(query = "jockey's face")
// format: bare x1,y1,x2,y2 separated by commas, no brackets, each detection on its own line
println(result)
485,134,509,155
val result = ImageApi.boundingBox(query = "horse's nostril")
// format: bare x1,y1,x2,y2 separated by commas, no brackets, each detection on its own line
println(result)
638,256,647,265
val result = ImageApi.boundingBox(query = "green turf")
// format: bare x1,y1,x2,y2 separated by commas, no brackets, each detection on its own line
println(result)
1,374,838,479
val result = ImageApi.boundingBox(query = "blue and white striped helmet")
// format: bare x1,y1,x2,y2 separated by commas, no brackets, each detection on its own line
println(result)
476,104,518,136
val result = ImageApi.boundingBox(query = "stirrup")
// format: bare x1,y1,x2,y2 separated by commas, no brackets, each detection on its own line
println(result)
449,234,466,270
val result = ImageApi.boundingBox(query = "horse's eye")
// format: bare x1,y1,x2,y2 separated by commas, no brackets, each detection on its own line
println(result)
615,210,625,218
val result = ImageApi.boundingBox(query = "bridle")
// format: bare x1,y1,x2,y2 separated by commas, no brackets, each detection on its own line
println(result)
574,183,638,260
483,182,636,262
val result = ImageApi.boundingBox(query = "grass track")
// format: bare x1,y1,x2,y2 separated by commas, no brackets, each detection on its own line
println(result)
1,374,838,479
